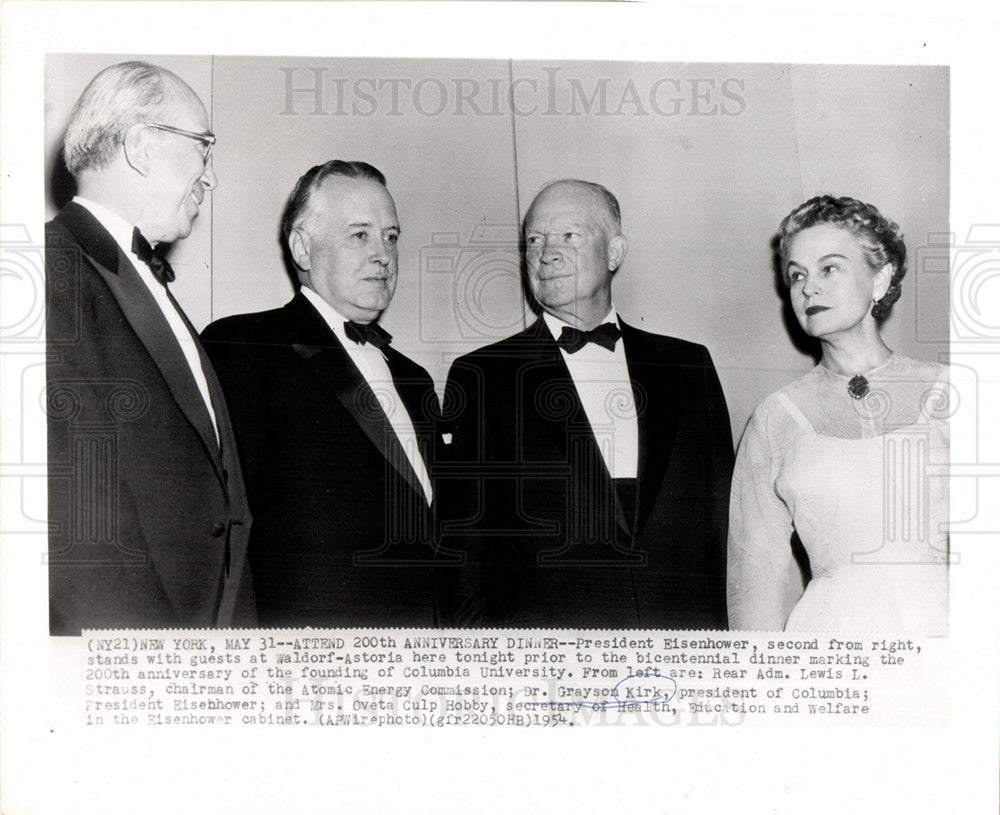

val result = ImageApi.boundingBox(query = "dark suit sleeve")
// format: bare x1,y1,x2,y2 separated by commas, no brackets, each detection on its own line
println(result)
697,345,736,627
435,357,487,626
47,215,243,633
47,225,171,633
48,473,175,633
200,322,268,508
702,346,735,529
200,323,265,629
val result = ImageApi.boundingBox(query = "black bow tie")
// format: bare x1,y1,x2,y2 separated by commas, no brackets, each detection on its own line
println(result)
131,227,175,285
344,320,392,349
557,322,622,354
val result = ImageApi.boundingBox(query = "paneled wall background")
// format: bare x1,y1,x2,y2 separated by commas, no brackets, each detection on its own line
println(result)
46,55,949,441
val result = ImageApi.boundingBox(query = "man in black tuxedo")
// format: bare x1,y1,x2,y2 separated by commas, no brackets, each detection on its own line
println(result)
438,179,734,628
202,161,442,626
46,61,254,634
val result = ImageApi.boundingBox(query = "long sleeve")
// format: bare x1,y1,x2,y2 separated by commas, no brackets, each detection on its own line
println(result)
727,405,797,629
701,346,736,577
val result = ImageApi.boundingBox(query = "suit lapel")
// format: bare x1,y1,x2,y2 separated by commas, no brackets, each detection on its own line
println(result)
383,346,436,476
56,204,224,475
171,288,243,472
621,320,680,537
521,318,631,538
289,296,427,503
518,319,581,450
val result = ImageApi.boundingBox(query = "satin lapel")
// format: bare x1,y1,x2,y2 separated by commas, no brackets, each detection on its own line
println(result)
59,204,223,472
383,346,436,479
166,287,235,471
55,202,120,272
521,319,631,536
291,315,426,503
621,321,680,537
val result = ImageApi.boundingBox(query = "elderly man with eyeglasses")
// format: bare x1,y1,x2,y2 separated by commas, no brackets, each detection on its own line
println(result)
46,61,254,634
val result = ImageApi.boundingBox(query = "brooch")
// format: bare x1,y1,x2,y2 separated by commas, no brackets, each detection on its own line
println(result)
847,374,870,400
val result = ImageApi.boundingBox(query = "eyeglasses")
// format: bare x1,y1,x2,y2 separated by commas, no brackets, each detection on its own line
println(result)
146,122,216,166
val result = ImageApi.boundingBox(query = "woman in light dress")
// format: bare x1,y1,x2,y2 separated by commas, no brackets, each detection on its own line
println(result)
728,196,949,634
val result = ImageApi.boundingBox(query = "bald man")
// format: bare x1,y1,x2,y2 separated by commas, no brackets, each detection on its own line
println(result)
46,61,253,633
437,179,734,628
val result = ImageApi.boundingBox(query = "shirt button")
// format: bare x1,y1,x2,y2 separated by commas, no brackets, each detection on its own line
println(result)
210,522,226,538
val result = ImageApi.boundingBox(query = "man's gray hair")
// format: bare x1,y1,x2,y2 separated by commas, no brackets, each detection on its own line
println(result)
526,178,623,236
62,61,183,177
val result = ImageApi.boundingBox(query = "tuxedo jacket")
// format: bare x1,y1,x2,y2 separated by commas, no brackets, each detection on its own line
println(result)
201,292,442,627
437,316,734,629
46,202,254,635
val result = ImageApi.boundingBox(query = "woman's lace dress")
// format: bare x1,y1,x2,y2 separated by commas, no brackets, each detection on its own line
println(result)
727,355,949,634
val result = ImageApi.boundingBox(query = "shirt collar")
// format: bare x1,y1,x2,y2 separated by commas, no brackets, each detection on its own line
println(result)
72,196,137,260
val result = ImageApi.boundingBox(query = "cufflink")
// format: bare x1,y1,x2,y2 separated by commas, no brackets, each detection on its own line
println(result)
441,433,453,445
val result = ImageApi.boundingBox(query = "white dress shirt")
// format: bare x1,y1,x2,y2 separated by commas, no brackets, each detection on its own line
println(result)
543,308,639,479
301,286,433,506
73,196,220,445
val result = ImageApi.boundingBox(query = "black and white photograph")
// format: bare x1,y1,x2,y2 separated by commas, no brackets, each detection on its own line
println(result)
2,2,999,814
42,55,951,633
